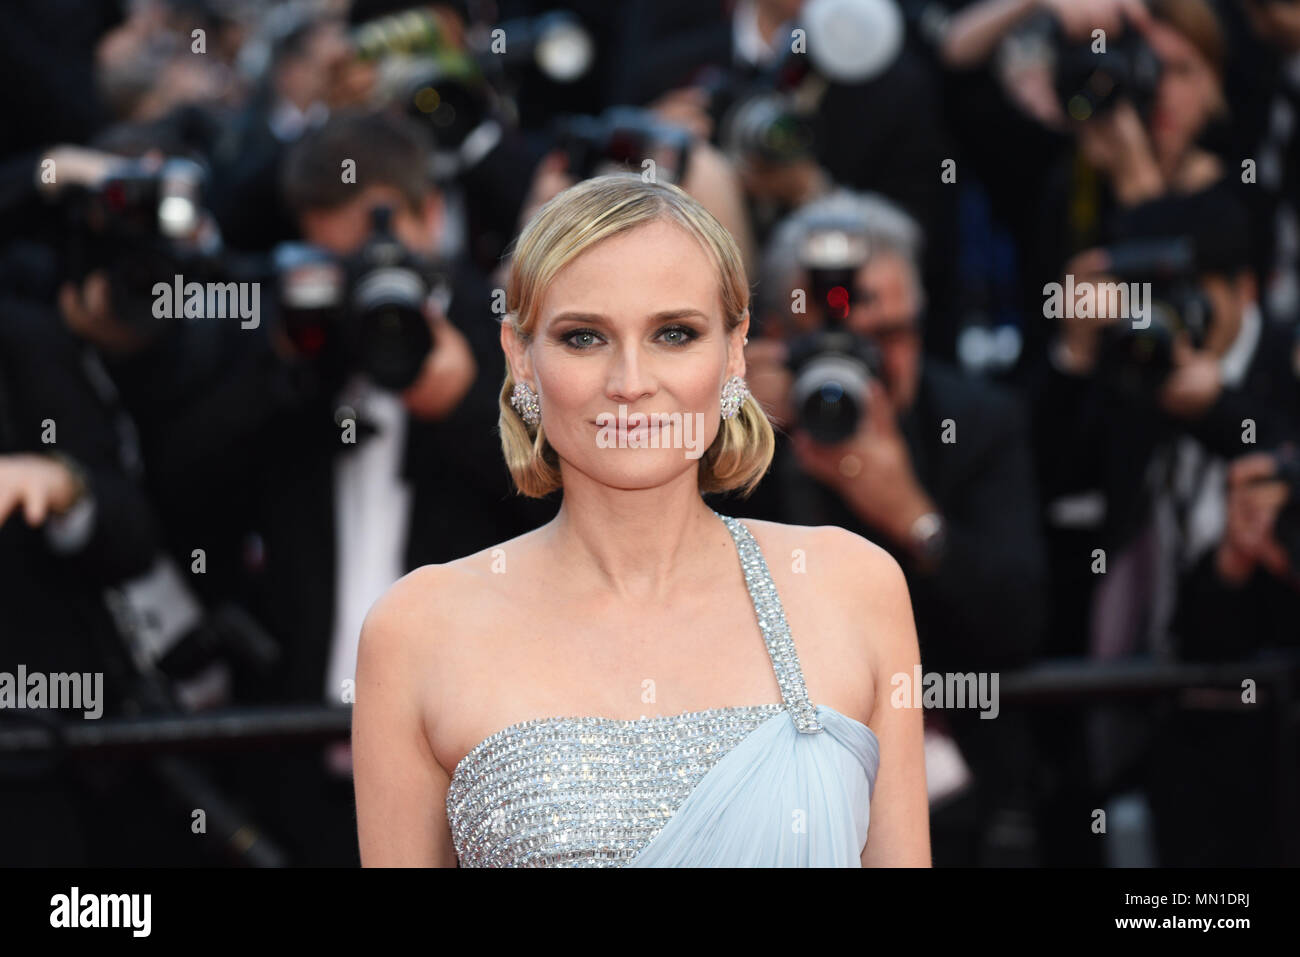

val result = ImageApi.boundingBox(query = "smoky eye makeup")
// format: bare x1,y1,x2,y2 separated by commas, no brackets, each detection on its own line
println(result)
552,320,707,351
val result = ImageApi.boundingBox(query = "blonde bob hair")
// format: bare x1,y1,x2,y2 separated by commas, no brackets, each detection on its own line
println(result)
498,173,774,499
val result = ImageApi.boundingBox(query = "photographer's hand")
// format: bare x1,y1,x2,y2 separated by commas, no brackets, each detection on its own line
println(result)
1216,453,1293,586
790,379,938,550
1159,334,1222,420
400,303,477,421
1076,99,1164,206
35,146,128,198
1042,0,1147,42
0,454,86,527
649,86,714,141
58,270,149,356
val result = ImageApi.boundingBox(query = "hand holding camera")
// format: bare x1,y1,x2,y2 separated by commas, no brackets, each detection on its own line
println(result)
1157,333,1222,419
399,301,477,422
1049,0,1166,203
57,269,150,356
1042,0,1149,44
1216,449,1300,588
1075,98,1165,206
790,377,938,550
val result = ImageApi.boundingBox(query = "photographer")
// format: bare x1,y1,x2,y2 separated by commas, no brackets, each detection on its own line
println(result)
186,107,562,866
733,191,1047,863
0,244,172,864
1030,186,1299,659
208,12,367,251
259,108,559,709
1171,448,1300,660
1148,446,1300,866
744,191,1047,669
1031,0,1232,321
603,0,961,356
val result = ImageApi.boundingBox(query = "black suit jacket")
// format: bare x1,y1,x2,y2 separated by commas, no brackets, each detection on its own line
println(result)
253,259,558,702
0,289,159,703
721,358,1048,673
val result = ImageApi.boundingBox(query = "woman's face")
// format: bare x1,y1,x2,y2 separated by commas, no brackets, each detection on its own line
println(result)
508,219,747,491
1148,20,1221,167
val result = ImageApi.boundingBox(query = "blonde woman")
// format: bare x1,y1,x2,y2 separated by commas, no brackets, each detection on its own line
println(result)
352,173,930,867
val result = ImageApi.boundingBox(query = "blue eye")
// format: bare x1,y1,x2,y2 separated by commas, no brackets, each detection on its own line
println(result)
659,325,700,346
560,324,700,350
562,328,603,350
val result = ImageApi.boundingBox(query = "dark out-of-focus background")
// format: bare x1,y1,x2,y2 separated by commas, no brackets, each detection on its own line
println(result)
1,0,1297,867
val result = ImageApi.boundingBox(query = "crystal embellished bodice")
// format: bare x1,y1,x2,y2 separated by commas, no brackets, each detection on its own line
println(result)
445,511,868,868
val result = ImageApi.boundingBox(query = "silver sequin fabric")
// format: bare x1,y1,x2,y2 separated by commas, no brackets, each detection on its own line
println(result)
445,512,823,867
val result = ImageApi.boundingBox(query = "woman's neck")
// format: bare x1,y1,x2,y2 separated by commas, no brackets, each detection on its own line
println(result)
541,472,723,604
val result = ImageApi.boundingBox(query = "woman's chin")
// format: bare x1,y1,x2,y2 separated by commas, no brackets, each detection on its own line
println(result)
581,452,698,489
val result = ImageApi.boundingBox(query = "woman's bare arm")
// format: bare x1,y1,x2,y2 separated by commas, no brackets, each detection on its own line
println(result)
353,568,458,867
834,532,931,867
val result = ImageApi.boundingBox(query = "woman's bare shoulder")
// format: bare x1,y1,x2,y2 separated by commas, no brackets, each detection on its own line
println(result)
359,527,546,661
737,518,906,591
737,518,914,658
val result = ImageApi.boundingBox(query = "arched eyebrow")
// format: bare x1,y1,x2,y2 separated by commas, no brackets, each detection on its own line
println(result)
546,309,711,328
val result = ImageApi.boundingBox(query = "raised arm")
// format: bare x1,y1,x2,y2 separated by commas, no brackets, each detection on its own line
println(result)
353,568,458,867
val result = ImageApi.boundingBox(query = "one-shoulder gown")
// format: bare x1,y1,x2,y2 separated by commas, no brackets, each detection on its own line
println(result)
445,511,881,866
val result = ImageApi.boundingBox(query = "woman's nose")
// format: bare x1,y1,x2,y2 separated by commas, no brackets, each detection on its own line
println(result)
606,344,655,402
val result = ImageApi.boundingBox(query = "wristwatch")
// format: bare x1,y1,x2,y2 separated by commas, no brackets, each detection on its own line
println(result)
908,511,947,570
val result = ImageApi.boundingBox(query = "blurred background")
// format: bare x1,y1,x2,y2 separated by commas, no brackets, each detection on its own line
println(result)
0,0,1297,867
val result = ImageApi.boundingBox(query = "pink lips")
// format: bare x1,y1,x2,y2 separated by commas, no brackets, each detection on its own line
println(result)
593,420,655,434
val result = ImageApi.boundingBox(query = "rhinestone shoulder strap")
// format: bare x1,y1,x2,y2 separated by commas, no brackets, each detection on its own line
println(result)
714,511,823,734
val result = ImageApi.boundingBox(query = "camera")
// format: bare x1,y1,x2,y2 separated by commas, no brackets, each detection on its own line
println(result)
704,0,904,165
354,6,593,84
58,156,214,336
1094,236,1214,397
268,206,443,392
784,216,884,444
554,107,694,184
1051,16,1162,122
359,7,593,179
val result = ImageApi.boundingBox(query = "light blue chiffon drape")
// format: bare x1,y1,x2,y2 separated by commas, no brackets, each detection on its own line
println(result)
628,705,880,867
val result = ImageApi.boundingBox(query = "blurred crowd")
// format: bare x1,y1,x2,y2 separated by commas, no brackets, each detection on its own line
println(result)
1,0,1298,867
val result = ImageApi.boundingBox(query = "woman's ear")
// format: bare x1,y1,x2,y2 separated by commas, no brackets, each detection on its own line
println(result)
728,309,750,379
501,317,533,385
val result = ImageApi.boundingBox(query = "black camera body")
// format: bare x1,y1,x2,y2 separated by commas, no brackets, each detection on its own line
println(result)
361,7,593,178
699,52,819,166
58,156,212,336
702,0,904,165
1052,16,1162,122
786,327,885,445
1094,236,1214,397
782,216,884,444
269,206,441,392
554,107,694,184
